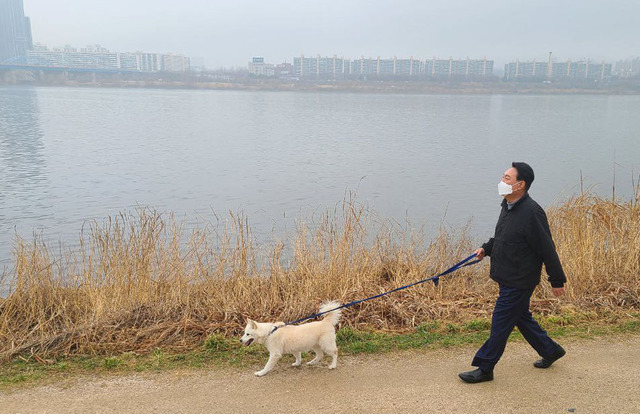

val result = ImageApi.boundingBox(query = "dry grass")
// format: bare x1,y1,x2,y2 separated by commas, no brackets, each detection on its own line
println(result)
0,193,638,359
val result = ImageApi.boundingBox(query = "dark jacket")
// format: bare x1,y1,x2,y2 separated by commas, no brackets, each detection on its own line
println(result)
482,193,566,289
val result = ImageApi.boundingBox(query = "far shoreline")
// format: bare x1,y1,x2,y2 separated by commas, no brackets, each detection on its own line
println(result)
2,78,640,95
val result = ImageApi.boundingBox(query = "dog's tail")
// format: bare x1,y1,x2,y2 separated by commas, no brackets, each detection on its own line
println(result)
319,301,342,326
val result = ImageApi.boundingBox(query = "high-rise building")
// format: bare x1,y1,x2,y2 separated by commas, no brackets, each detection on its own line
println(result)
504,58,612,80
294,55,350,79
0,0,34,64
162,53,190,72
25,43,190,72
248,57,275,76
295,55,493,79
424,57,493,77
139,53,164,72
614,58,640,78
26,44,118,70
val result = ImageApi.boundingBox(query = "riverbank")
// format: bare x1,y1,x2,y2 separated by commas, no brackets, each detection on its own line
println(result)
0,192,638,363
2,76,640,94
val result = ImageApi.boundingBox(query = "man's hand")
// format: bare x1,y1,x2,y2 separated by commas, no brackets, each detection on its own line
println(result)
474,248,486,261
552,287,565,297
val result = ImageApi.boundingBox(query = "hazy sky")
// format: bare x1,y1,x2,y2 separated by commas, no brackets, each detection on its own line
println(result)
24,0,639,68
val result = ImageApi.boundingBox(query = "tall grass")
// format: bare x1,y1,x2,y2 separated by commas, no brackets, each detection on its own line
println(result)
0,193,638,359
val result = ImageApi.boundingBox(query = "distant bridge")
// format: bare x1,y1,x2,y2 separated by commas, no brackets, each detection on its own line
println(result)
0,64,139,75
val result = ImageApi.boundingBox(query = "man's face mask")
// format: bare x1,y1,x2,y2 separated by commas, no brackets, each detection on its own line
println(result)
498,180,522,196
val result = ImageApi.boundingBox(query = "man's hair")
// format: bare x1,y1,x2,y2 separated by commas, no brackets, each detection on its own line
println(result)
512,162,534,191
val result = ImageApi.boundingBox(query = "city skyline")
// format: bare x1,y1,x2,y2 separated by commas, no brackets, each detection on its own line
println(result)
4,38,630,78
21,0,640,69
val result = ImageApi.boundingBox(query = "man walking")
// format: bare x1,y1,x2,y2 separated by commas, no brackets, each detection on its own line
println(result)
459,162,567,383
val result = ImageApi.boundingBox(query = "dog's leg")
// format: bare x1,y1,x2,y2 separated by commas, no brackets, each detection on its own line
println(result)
255,353,281,377
292,352,302,367
315,334,339,369
327,348,338,369
320,336,339,369
306,347,324,365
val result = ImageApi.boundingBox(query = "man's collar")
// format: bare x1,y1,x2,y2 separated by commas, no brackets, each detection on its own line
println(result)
501,192,529,209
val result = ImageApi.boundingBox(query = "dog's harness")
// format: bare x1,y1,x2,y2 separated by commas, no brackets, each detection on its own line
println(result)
268,253,480,336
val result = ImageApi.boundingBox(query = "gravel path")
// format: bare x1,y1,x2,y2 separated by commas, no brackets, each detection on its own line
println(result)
2,335,639,413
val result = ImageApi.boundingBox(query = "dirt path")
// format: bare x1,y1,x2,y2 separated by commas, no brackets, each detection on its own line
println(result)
2,335,639,414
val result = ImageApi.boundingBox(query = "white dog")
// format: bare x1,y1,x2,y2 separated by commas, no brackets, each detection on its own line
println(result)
240,301,342,377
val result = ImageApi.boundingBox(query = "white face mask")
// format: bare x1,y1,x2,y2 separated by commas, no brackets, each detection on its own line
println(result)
498,180,516,196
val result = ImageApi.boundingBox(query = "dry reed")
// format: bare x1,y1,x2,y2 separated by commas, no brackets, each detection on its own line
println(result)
0,193,638,359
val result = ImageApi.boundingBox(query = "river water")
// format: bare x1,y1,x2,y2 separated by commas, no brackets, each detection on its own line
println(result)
1,86,639,265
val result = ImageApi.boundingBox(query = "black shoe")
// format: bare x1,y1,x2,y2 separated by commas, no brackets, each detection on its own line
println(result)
534,345,566,369
458,368,494,383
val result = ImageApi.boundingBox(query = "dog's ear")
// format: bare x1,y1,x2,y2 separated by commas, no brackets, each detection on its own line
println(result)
247,319,257,330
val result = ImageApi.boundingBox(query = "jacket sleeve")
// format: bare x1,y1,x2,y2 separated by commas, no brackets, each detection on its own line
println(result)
526,206,567,287
481,238,494,256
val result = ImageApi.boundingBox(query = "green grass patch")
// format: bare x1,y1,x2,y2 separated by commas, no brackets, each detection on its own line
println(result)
2,310,638,390
464,318,492,331
204,334,231,352
103,356,122,370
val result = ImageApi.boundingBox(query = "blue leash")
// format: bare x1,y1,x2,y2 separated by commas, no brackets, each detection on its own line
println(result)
269,253,481,335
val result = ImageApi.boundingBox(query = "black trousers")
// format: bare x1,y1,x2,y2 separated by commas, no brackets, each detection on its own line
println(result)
472,284,560,372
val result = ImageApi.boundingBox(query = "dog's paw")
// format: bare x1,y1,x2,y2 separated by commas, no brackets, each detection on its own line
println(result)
306,360,319,366
254,371,267,377
328,365,337,370
291,362,301,367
